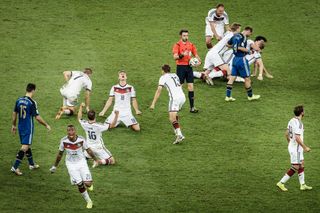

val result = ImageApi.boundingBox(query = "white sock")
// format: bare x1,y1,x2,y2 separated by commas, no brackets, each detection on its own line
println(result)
209,71,223,79
280,174,291,184
81,190,92,203
298,172,305,185
175,128,182,136
193,71,202,78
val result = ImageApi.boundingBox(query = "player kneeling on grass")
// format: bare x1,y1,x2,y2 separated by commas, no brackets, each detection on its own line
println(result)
78,103,118,167
50,125,98,209
277,105,312,192
150,65,186,144
99,70,142,131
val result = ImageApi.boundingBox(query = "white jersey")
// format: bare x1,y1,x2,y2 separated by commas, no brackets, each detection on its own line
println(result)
79,119,109,148
109,84,136,112
63,71,92,97
59,135,88,164
159,73,185,100
287,117,304,152
205,9,229,36
211,31,234,54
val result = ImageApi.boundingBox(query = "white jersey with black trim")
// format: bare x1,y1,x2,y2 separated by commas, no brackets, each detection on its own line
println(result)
109,84,136,112
206,9,229,26
59,135,88,164
64,71,92,97
79,119,109,148
211,31,234,54
287,117,304,152
159,73,185,100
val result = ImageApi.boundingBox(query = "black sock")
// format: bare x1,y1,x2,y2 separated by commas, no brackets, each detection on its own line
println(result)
13,150,25,169
188,91,194,109
26,148,34,166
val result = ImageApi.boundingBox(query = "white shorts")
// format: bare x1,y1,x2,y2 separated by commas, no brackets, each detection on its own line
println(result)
204,51,225,70
66,162,92,185
289,148,304,164
84,145,112,160
169,96,186,112
205,24,224,37
60,87,78,107
106,110,138,127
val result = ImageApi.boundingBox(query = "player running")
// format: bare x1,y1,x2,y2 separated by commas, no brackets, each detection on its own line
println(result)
150,65,186,144
56,68,93,119
277,105,312,192
99,70,142,131
50,125,98,209
11,83,51,176
205,3,230,49
78,103,119,167
225,27,260,101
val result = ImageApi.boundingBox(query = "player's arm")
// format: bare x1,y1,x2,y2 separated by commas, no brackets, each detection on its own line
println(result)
173,44,188,60
296,134,311,152
209,21,221,40
99,96,114,116
84,90,90,112
63,71,72,82
86,148,98,161
285,129,290,143
109,110,119,128
50,150,64,173
132,98,142,115
225,24,230,31
77,102,85,121
150,86,163,109
35,115,51,130
11,111,17,134
192,45,202,66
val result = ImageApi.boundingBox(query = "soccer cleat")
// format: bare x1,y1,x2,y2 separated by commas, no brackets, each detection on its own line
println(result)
225,97,236,102
173,135,185,144
248,94,260,101
190,108,199,113
11,167,23,176
276,182,288,191
300,184,312,191
86,201,93,209
29,164,40,170
87,184,94,191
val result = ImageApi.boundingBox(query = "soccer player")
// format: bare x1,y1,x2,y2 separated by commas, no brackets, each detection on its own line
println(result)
205,3,230,49
225,26,261,101
150,64,186,144
49,125,98,209
78,103,119,167
11,83,51,176
55,68,93,119
99,70,141,131
277,105,312,191
172,29,201,113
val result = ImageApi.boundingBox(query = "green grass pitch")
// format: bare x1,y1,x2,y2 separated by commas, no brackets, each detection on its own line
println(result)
0,0,319,212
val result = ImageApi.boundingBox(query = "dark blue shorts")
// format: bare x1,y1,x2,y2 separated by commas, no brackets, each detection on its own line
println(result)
231,57,250,78
19,133,33,145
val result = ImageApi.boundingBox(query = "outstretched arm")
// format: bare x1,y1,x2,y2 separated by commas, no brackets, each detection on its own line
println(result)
99,96,114,116
78,103,85,121
85,90,91,112
150,86,163,109
132,98,142,115
210,22,221,40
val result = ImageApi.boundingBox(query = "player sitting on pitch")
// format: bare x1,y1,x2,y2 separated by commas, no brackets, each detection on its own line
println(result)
50,125,98,209
150,64,186,144
55,68,93,119
99,70,142,131
78,103,118,167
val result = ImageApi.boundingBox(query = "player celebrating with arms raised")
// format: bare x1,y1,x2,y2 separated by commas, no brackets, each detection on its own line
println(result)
99,70,142,131
50,125,99,209
277,105,312,191
11,83,51,175
150,65,186,144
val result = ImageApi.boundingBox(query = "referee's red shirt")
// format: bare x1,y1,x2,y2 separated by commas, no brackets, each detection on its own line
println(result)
172,40,198,65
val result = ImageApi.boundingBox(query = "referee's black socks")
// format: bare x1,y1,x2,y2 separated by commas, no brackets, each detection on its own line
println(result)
188,91,194,109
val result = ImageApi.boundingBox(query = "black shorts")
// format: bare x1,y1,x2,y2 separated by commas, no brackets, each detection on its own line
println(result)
176,65,193,84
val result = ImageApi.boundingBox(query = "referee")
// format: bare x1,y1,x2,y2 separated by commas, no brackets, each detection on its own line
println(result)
172,29,201,113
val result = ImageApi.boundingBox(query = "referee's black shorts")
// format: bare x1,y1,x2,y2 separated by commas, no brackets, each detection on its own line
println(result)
176,65,193,84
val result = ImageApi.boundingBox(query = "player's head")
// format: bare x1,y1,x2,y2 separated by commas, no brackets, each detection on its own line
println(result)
84,68,93,76
179,29,189,42
230,23,241,33
87,110,96,121
243,26,253,37
161,64,171,74
254,36,267,50
294,105,304,117
118,70,127,81
215,3,225,16
67,124,76,140
26,83,36,95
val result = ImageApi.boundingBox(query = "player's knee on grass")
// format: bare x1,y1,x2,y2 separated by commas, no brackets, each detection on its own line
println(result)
131,124,140,131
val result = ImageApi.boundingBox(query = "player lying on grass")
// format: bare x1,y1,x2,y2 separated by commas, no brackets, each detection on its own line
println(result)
150,65,186,144
276,105,312,192
11,83,51,176
78,103,118,167
50,125,98,209
55,68,93,119
99,70,142,131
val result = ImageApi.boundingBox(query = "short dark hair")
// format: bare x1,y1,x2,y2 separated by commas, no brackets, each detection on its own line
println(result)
67,124,75,129
87,110,96,120
162,64,171,73
255,36,267,42
244,26,253,32
84,68,93,74
216,3,225,9
118,70,126,74
26,83,36,92
230,23,241,32
294,105,304,116
179,29,189,35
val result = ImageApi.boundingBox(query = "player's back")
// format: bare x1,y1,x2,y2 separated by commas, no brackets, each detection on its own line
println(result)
59,135,88,164
287,118,304,149
159,73,185,100
14,96,38,135
211,31,234,54
79,119,108,147
111,84,135,111
67,71,92,96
